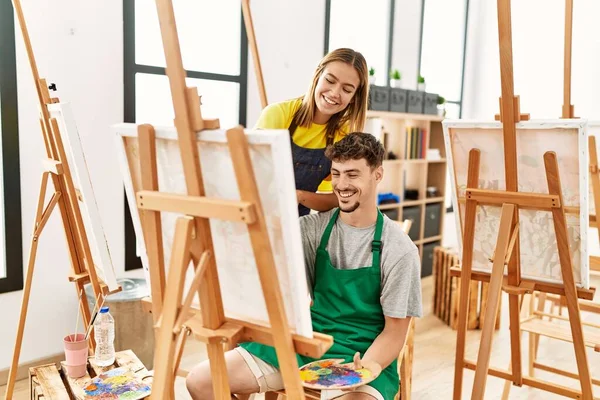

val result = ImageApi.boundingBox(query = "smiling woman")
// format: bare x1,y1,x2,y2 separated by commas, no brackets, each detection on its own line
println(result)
253,48,369,217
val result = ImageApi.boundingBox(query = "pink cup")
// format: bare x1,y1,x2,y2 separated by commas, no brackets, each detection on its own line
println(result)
63,333,89,378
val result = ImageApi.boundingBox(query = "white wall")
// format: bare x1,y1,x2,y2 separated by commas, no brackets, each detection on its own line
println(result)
462,0,600,120
1,0,325,371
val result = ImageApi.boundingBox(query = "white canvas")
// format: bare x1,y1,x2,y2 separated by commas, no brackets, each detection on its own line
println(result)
443,119,589,289
112,123,313,338
47,103,119,292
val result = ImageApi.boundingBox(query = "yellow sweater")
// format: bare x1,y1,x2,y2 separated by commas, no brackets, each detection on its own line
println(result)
254,98,349,192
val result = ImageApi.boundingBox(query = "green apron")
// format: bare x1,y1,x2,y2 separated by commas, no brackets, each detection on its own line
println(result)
240,209,398,399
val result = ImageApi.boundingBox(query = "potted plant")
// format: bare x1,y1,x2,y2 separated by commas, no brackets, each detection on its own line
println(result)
369,67,376,85
389,69,402,88
437,96,446,116
417,75,426,91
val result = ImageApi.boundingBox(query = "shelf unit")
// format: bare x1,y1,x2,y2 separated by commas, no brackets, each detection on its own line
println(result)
366,110,448,277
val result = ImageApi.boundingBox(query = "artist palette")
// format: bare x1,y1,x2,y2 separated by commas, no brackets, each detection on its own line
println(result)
299,358,380,390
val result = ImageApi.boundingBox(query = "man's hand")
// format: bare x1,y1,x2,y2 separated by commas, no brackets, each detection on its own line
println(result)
340,352,382,391
342,352,382,374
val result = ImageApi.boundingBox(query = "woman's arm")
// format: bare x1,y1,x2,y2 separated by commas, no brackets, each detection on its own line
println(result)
297,190,338,212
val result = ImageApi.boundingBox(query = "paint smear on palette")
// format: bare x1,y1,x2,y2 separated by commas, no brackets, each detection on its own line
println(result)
299,359,374,389
83,367,151,399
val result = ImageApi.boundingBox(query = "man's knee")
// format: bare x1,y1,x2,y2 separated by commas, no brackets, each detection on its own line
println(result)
186,361,212,399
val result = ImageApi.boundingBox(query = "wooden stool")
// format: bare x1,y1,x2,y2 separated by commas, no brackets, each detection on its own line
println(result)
29,349,152,399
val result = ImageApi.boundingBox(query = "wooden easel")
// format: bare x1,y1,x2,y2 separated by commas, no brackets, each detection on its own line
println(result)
130,1,333,398
4,1,119,399
241,0,268,109
451,0,596,399
507,1,600,395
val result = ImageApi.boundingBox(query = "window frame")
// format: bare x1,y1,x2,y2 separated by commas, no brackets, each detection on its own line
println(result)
0,1,24,293
122,1,249,271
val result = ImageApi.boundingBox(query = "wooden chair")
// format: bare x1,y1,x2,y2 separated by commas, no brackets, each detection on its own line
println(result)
500,291,600,399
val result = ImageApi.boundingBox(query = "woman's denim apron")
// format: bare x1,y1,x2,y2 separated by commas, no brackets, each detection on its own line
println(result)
289,119,333,216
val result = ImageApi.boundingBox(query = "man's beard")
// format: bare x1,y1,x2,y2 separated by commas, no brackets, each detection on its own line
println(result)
340,201,360,213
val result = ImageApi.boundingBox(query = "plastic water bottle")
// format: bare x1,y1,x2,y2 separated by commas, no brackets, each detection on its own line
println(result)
94,306,115,366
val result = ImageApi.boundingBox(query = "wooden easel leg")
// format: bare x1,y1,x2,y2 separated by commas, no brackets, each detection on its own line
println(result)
399,319,415,400
471,203,515,400
588,136,600,242
544,152,593,399
226,127,305,398
453,149,480,400
173,326,190,374
5,172,56,400
138,124,166,324
151,216,195,400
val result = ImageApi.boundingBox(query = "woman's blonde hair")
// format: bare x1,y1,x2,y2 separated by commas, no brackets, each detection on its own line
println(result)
291,48,369,145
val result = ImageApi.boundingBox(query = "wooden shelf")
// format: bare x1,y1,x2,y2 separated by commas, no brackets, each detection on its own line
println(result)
422,235,443,244
367,110,444,122
377,197,445,207
383,159,428,164
425,197,445,204
367,111,448,276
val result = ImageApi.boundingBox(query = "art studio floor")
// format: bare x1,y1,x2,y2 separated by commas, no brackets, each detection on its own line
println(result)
2,273,600,399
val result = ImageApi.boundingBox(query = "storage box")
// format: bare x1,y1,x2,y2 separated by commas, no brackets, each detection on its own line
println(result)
422,241,439,277
424,203,442,238
368,85,390,111
423,93,439,115
381,208,399,221
402,206,421,241
407,90,425,114
390,88,408,113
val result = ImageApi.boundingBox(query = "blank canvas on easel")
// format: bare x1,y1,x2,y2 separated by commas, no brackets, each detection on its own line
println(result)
48,102,120,292
443,119,590,288
113,124,314,337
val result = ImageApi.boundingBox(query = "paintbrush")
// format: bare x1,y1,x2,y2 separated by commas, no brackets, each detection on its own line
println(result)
84,294,106,341
71,289,83,342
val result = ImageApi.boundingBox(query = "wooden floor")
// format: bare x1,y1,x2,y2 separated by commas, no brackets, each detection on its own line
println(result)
3,274,600,399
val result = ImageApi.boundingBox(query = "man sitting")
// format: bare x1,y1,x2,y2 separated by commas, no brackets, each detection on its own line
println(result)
186,132,423,400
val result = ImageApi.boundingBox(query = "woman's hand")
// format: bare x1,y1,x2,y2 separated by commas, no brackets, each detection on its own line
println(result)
296,190,306,205
295,191,338,212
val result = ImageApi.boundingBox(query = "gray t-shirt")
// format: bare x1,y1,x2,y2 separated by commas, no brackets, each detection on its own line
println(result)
301,209,423,319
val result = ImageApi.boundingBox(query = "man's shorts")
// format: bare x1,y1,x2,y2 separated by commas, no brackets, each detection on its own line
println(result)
235,347,385,400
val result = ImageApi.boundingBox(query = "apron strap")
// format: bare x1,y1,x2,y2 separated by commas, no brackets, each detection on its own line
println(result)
318,208,384,268
318,208,340,251
371,210,384,268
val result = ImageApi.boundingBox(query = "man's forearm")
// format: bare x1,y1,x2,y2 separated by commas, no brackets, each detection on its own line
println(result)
297,191,338,212
361,317,412,370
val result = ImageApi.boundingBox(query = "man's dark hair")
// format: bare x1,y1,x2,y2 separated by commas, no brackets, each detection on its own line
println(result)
325,132,385,169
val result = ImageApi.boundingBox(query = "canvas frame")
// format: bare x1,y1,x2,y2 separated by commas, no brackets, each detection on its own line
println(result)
47,102,119,292
443,119,589,289
112,122,313,338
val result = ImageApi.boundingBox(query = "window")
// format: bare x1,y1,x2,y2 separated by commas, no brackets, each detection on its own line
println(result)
0,1,24,293
123,0,248,270
418,0,470,211
418,0,470,119
325,0,393,85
